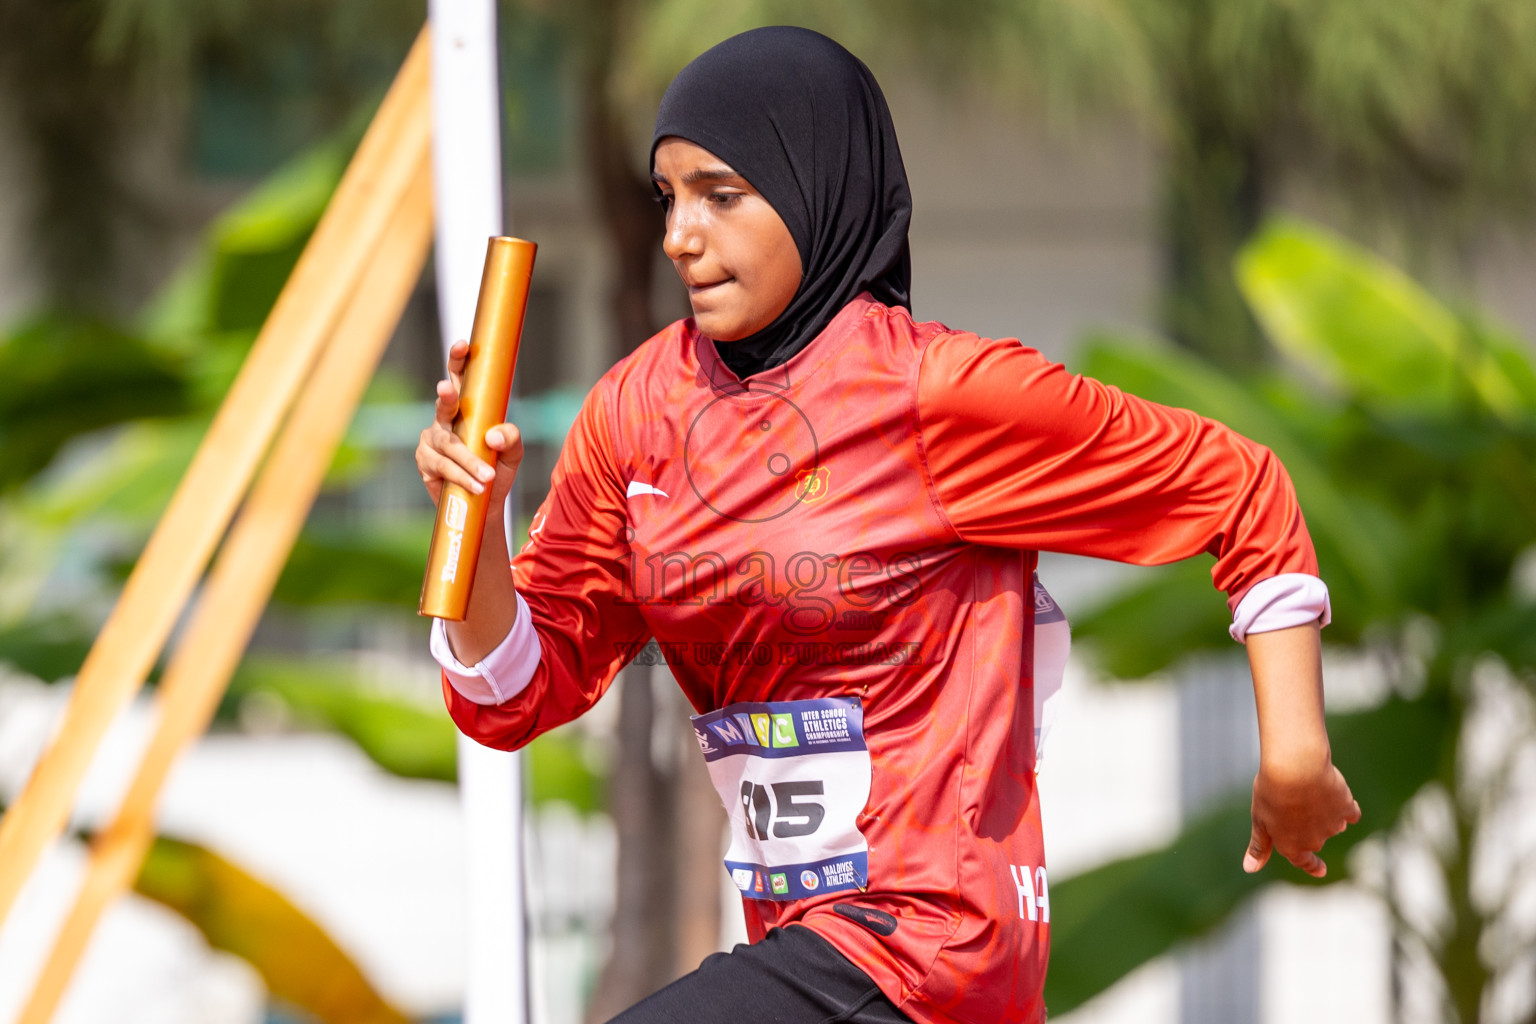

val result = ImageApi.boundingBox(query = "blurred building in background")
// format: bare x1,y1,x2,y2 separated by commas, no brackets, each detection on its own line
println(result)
1,5,1535,1024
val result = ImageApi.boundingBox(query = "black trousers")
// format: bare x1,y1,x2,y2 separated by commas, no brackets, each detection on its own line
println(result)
606,924,914,1024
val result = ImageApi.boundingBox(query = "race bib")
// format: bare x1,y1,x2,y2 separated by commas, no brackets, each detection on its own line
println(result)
692,697,871,901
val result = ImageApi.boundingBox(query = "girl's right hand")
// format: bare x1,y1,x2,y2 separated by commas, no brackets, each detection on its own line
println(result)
416,339,524,511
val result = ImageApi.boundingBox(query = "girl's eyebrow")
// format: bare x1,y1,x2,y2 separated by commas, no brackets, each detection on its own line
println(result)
650,167,745,186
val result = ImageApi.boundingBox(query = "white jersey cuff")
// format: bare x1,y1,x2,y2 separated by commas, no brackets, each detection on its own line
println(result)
1230,574,1331,643
430,591,542,705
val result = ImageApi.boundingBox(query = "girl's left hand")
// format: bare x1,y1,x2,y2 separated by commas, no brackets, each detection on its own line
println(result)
1243,622,1361,878
1244,755,1361,877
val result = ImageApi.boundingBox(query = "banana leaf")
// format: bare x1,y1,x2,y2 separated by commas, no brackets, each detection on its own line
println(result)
1447,599,1536,684
269,523,431,610
231,656,606,811
135,836,410,1024
231,657,457,783
0,315,190,493
17,417,205,532
1237,219,1536,420
144,141,348,344
1044,693,1449,1014
1068,560,1230,679
1079,334,1399,616
0,614,98,684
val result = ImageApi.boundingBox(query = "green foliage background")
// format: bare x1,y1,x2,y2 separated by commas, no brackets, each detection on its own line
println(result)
4,0,1536,1018
0,137,601,1022
1046,221,1536,1019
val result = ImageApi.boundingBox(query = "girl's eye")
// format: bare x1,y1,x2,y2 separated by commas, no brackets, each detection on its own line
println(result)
654,193,674,210
708,191,744,206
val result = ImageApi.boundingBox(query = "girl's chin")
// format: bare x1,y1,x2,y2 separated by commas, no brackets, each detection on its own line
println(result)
692,311,757,342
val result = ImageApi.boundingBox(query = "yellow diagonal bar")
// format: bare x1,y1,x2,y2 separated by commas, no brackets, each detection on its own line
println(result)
0,26,433,930
17,146,434,1024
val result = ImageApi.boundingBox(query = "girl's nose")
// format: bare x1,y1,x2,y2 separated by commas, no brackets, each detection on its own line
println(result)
663,205,704,262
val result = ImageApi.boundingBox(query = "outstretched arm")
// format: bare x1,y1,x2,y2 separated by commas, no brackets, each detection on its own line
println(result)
1244,622,1360,877
915,331,1362,870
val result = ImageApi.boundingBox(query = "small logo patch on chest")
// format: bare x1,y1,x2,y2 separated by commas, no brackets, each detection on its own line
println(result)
796,465,831,503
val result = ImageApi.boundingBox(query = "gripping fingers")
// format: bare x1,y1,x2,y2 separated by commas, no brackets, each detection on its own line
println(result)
422,443,491,495
418,420,494,488
435,378,461,425
484,423,525,469
447,339,469,391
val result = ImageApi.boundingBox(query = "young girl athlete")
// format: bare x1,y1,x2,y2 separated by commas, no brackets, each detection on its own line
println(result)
417,26,1360,1024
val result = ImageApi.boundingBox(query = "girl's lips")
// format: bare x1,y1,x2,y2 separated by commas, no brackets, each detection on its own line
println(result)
688,278,732,294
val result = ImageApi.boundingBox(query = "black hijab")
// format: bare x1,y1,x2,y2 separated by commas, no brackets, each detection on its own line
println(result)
651,27,912,380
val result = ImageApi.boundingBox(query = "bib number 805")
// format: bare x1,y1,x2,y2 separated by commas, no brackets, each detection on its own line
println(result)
739,780,826,840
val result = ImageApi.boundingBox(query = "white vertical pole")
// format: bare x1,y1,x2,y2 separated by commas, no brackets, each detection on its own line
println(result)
428,4,529,1023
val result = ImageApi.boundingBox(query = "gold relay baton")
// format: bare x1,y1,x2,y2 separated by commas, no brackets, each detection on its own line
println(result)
419,236,537,620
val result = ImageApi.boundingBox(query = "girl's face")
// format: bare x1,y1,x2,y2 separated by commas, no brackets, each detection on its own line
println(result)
652,137,802,342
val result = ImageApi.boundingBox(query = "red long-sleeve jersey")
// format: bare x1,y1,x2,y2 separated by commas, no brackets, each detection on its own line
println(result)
444,296,1318,1024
